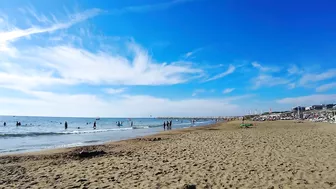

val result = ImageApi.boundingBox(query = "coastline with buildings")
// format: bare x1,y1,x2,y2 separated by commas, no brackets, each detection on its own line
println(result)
247,103,336,123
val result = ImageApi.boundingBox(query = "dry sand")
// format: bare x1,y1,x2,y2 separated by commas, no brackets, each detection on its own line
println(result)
1,121,336,189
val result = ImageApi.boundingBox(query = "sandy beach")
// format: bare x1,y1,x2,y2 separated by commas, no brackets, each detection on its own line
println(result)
1,121,336,189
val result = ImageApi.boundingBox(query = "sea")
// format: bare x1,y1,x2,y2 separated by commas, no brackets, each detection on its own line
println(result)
0,116,216,154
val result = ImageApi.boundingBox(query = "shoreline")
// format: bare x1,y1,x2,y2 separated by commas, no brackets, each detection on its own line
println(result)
0,121,223,157
1,120,336,188
0,118,218,155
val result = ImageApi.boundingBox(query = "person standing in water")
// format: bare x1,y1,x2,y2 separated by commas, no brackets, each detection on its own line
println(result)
65,121,68,130
163,121,166,131
170,120,172,130
93,121,97,130
3,122,6,126
167,121,170,130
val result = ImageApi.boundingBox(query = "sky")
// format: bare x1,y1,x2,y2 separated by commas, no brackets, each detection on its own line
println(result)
0,0,336,117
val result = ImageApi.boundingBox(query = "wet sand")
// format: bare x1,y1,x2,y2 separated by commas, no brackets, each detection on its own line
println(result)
1,121,336,189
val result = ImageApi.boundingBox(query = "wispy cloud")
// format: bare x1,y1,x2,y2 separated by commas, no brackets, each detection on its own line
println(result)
223,88,235,94
251,61,280,72
192,89,205,96
299,69,336,85
205,65,235,82
0,8,101,44
0,6,203,91
18,5,51,24
111,0,196,14
287,83,296,89
104,88,127,94
276,94,336,106
252,74,289,89
287,64,303,75
316,82,336,92
184,47,203,59
0,42,203,89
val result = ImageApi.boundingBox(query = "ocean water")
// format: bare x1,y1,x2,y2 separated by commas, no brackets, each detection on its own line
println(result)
0,116,215,154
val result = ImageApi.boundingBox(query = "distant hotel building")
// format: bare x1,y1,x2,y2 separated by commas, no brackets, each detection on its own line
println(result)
293,104,335,112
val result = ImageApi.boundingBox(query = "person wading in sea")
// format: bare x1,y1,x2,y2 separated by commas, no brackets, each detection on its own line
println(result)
163,121,166,131
65,121,68,130
167,121,171,130
93,121,97,130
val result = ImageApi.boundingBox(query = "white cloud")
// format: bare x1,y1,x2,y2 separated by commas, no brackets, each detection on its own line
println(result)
192,89,217,96
316,82,336,92
251,61,279,72
2,43,201,88
252,74,289,89
276,94,336,106
191,89,205,96
287,64,303,75
185,52,193,58
205,64,235,82
104,88,127,94
0,90,252,117
288,83,296,89
299,69,336,85
183,47,203,59
223,88,235,94
18,6,51,24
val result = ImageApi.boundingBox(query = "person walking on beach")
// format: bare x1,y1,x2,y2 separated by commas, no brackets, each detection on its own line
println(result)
65,121,68,130
93,121,97,130
170,120,172,130
163,121,166,131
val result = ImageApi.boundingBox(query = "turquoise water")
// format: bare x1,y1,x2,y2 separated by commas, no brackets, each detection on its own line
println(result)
0,116,215,154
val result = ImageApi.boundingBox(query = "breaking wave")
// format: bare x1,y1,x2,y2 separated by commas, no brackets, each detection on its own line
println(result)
0,127,133,138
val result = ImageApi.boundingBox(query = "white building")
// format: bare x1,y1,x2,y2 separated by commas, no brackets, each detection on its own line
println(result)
305,106,312,111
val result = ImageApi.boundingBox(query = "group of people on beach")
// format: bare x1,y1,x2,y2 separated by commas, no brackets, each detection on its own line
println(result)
163,120,173,131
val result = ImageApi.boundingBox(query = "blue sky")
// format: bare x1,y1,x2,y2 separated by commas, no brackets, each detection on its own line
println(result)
0,0,336,117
